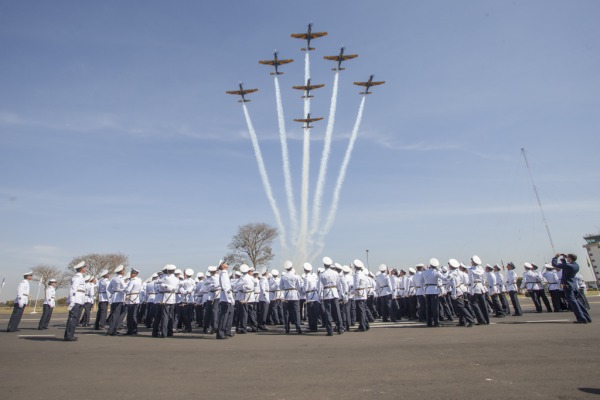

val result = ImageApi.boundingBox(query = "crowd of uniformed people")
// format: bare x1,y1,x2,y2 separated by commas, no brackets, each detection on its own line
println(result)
5,253,592,340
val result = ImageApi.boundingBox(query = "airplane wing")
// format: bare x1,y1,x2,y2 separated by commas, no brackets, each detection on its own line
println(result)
311,32,328,38
242,88,258,94
258,60,276,65
370,81,385,86
341,54,358,61
353,82,369,87
225,90,243,95
308,84,325,90
308,117,323,122
291,33,309,39
292,85,308,90
323,55,340,61
278,59,294,65
294,118,309,123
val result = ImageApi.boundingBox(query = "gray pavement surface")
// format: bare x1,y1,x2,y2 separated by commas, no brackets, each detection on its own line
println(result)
1,300,599,400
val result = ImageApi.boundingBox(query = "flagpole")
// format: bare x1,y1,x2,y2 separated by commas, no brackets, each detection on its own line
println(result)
0,277,5,299
31,277,43,314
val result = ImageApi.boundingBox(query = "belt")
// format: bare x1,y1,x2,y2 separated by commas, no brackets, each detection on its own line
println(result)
399,287,405,290
547,282,558,285
306,290,317,293
22,294,29,297
324,286,336,289
77,290,85,293
425,284,438,287
379,285,388,288
414,286,422,289
99,291,107,294
284,288,297,291
130,292,140,295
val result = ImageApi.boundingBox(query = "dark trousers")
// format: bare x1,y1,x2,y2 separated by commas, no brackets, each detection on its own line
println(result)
64,304,83,340
195,304,204,326
284,300,302,333
322,298,343,335
439,295,453,321
564,286,591,323
367,295,378,319
257,301,269,327
126,304,138,334
268,299,283,324
408,296,418,320
237,303,249,332
425,294,440,326
508,291,522,315
248,303,258,329
217,301,234,339
417,295,426,322
536,289,552,312
145,303,155,328
490,294,505,316
94,301,109,329
389,297,399,322
349,299,356,325
107,302,126,335
7,304,26,332
341,300,352,330
355,299,368,330
152,303,162,336
549,290,563,312
38,304,54,329
498,292,511,315
160,304,175,337
576,290,590,310
528,290,543,312
306,301,320,331
300,299,306,320
79,302,92,325
453,296,475,325
471,293,490,324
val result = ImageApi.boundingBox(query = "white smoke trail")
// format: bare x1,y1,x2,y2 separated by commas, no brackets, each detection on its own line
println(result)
298,51,311,262
320,96,367,237
242,103,287,251
309,71,339,237
274,76,297,243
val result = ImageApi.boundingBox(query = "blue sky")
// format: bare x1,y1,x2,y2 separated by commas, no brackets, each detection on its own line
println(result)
1,1,599,299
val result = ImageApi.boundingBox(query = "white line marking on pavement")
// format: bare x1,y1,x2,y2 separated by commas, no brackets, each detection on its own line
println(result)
18,334,57,337
524,319,570,323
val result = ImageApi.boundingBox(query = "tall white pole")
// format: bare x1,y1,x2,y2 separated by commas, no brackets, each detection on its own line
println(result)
31,277,43,314
521,148,556,253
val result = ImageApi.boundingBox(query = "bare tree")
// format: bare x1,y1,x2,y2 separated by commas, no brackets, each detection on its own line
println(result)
226,223,277,269
66,253,129,279
31,264,70,290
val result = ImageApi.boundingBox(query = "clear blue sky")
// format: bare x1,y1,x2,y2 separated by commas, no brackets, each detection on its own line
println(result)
1,1,599,299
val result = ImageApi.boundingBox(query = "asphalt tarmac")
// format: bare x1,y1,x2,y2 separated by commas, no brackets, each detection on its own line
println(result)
1,300,599,400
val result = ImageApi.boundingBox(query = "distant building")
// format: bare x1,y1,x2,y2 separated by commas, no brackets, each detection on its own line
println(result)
583,234,600,283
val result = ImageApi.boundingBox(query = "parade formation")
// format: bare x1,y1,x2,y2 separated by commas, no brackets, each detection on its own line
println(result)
5,253,592,340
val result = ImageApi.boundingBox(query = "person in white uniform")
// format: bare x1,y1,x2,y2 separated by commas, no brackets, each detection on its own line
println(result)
7,271,33,332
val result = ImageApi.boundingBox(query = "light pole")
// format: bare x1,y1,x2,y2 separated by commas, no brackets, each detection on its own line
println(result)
366,249,370,273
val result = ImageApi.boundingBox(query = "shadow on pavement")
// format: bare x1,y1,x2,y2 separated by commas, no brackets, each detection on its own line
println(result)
21,337,63,342
578,388,600,395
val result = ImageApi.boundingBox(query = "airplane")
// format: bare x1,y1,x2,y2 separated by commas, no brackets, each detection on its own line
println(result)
290,23,328,51
225,82,258,102
353,75,385,94
323,46,358,71
291,78,325,98
293,113,323,129
258,51,294,75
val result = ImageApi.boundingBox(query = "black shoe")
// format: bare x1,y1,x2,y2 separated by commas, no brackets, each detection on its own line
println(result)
296,330,303,334
64,337,78,342
326,332,333,336
466,322,474,327
355,328,366,332
573,321,588,324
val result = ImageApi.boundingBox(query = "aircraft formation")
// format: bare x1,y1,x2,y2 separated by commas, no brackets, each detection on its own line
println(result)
226,23,385,128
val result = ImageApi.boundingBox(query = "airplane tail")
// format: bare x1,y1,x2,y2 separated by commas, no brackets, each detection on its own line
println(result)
238,99,251,103
270,72,284,75
332,68,346,71
301,95,315,99
301,47,316,51
359,92,372,95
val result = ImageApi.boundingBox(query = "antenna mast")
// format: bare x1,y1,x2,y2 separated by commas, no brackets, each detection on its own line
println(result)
521,148,556,253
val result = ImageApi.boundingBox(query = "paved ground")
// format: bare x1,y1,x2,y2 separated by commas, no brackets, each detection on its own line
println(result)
1,300,599,400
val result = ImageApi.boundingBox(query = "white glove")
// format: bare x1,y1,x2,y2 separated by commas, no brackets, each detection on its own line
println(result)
17,298,25,308
68,303,74,311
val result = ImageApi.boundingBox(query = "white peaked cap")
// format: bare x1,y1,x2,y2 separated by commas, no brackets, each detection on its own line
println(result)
196,272,204,278
165,264,177,272
416,263,425,269
48,278,57,283
252,270,259,275
174,269,182,275
303,263,313,271
441,266,448,273
524,262,533,269
271,269,279,276
317,267,325,274
485,264,493,269
151,273,158,279
207,266,217,272
471,255,482,266
334,263,342,270
322,257,333,266
429,258,440,268
408,267,416,274
240,264,250,273
493,265,501,270
185,268,194,277
99,269,109,276
234,271,242,277
544,263,554,269
353,259,364,269
74,261,86,270
378,264,387,272
114,265,124,273
448,259,460,269
23,271,33,276
84,275,91,281
283,260,293,270
260,268,267,275
342,265,351,273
